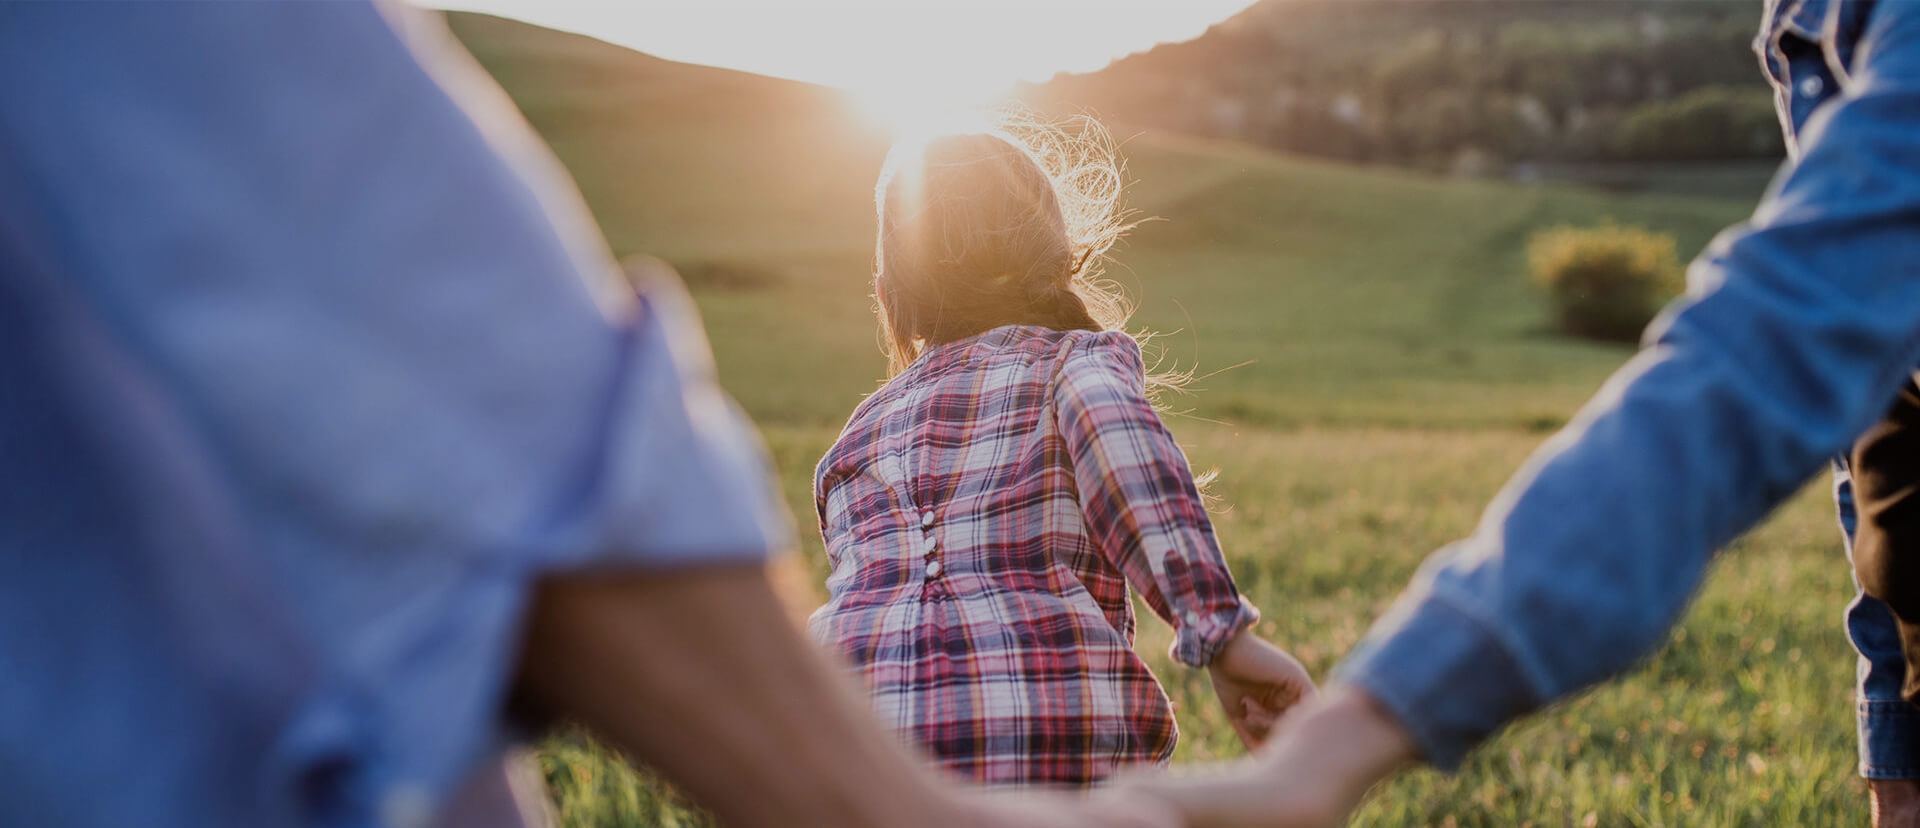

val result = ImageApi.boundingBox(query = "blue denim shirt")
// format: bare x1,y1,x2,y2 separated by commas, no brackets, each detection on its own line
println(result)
0,3,789,827
1338,0,1920,771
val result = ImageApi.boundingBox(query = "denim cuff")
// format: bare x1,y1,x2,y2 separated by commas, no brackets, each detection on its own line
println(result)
1335,592,1547,771
1861,699,1920,779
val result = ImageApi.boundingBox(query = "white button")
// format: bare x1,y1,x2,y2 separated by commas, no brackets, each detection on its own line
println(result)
924,538,938,556
1181,610,1199,625
925,560,942,578
1799,75,1824,96
920,511,936,528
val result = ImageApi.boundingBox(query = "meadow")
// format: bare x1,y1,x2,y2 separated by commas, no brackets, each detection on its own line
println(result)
448,13,1863,826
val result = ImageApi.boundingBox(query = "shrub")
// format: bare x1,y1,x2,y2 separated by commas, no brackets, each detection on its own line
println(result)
1528,223,1683,342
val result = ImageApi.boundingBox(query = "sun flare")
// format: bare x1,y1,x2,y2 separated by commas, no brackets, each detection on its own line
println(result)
843,75,1012,140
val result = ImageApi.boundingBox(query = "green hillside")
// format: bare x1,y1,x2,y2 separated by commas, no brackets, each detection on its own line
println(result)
447,12,1865,828
448,10,1751,431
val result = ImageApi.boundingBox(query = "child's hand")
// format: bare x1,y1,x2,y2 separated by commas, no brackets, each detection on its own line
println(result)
1206,630,1317,750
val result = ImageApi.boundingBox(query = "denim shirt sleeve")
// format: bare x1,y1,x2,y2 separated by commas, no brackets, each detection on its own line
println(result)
1,2,791,822
1835,461,1920,778
1337,4,1920,770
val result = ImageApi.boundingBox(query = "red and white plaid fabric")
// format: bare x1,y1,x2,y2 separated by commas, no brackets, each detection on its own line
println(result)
808,325,1258,787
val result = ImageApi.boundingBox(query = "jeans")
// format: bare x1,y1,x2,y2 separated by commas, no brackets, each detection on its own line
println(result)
1843,377,1920,778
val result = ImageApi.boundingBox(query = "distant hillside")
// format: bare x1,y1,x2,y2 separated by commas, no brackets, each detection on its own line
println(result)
444,11,890,263
444,10,1751,430
1029,0,1779,173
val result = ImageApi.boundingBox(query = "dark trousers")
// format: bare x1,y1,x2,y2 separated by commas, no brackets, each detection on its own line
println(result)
1852,379,1920,702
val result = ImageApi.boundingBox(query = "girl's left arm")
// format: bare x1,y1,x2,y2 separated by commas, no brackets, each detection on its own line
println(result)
1053,332,1259,667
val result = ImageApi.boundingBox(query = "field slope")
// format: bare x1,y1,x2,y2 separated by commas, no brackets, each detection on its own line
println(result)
448,12,1861,827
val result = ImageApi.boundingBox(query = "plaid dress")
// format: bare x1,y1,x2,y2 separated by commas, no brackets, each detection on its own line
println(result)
808,325,1259,787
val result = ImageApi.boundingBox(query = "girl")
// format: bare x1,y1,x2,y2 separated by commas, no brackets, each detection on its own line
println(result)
808,116,1314,788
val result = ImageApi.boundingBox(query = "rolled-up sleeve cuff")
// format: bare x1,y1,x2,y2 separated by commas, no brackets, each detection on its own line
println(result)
1861,700,1920,779
1335,593,1548,771
555,273,796,568
1172,598,1260,668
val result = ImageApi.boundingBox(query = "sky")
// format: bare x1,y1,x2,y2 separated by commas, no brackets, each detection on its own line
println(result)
432,1,1260,126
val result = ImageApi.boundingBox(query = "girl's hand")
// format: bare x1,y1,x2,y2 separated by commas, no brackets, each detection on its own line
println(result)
1206,629,1317,750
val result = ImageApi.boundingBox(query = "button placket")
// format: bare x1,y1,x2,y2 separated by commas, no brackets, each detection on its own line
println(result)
920,511,942,581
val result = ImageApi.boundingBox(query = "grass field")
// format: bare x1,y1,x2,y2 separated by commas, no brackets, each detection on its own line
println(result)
447,13,1865,826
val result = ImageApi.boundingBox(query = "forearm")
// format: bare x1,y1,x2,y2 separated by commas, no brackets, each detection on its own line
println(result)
1339,12,1920,763
515,563,961,828
1134,686,1415,828
1340,335,1847,766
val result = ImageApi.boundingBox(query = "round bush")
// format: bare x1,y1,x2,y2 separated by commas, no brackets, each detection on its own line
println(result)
1528,223,1683,342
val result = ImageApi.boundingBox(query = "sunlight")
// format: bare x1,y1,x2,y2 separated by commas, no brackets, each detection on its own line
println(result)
843,74,1011,139
433,1,1267,117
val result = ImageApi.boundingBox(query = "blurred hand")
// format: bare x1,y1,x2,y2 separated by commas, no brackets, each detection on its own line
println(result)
1207,629,1318,749
1120,686,1417,828
1874,779,1920,828
958,788,1184,828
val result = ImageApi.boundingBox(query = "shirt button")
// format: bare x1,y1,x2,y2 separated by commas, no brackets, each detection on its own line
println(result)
1798,75,1824,97
920,511,936,528
925,560,942,579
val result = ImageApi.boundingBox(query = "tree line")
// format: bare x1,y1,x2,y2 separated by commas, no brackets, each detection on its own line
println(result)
1028,0,1783,171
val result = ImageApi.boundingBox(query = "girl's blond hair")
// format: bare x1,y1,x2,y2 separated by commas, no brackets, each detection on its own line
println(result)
873,111,1140,375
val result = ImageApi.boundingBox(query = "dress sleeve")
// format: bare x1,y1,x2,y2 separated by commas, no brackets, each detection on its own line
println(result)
1053,331,1258,667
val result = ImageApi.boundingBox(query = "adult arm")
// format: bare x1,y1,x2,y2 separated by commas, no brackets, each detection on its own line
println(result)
1328,1,1920,771
0,6,1173,827
1132,8,1920,824
517,565,966,828
516,564,1186,828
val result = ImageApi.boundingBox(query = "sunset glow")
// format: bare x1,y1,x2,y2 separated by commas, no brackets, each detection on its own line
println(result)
431,0,1260,132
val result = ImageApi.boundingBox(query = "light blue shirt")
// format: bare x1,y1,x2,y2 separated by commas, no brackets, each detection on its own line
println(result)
1339,0,1920,770
0,3,790,826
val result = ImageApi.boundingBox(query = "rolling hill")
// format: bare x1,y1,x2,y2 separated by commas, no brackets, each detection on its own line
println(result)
445,9,1753,431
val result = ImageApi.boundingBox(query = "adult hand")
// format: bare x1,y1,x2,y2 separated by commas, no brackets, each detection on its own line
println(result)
1207,629,1318,749
961,789,1185,828
1122,686,1417,828
1874,779,1920,828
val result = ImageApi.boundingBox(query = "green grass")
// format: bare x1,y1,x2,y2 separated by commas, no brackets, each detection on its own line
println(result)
447,12,1865,826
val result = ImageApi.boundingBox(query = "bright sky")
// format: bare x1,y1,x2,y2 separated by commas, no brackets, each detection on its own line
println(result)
432,1,1259,127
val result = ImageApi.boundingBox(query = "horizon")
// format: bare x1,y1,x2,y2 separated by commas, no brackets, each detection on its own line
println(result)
429,0,1261,127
